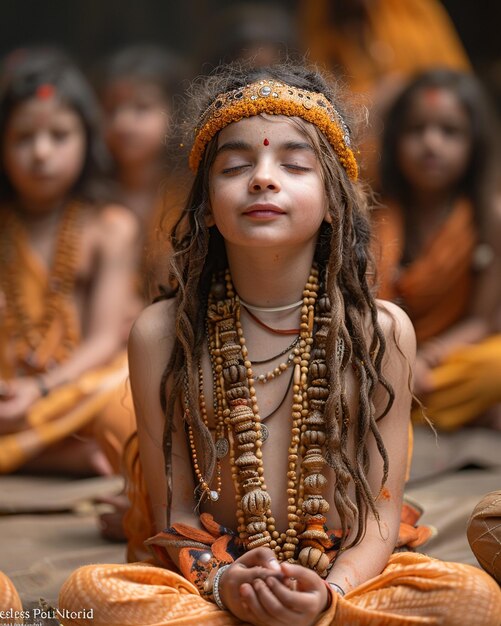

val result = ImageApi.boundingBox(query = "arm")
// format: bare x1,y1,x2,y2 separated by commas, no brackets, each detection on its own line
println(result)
418,197,501,367
128,299,203,550
43,205,139,388
325,301,416,593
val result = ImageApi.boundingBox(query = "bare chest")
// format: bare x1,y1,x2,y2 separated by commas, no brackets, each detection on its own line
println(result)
196,334,359,534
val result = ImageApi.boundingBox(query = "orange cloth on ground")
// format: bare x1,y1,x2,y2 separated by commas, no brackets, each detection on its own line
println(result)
58,548,501,626
0,208,136,473
0,572,23,625
299,0,470,95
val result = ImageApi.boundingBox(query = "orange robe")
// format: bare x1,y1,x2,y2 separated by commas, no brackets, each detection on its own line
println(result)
0,206,135,473
56,436,501,626
299,0,470,95
0,572,23,625
58,512,501,625
373,200,501,429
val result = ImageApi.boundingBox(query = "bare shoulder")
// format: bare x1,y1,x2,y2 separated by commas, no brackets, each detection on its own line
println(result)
97,203,139,242
129,298,177,354
375,299,416,363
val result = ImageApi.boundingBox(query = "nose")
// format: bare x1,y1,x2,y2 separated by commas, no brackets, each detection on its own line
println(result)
111,106,135,130
249,159,280,193
32,133,52,161
422,125,443,151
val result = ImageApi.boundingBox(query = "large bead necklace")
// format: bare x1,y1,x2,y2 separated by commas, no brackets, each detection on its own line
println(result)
0,203,82,373
197,266,334,575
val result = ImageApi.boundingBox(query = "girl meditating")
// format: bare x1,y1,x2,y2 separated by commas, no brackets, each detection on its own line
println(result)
58,63,501,625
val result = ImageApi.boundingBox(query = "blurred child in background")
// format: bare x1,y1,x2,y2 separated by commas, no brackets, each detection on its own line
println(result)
97,45,184,300
374,68,501,430
0,49,137,475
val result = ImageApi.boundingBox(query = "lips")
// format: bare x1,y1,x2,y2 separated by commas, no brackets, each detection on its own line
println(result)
243,203,286,217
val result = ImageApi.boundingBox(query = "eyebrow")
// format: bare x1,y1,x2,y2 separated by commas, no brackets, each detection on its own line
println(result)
215,139,315,156
281,141,315,154
216,140,252,156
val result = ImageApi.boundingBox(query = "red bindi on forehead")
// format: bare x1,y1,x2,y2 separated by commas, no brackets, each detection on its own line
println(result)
422,87,447,108
36,83,56,101
263,138,269,146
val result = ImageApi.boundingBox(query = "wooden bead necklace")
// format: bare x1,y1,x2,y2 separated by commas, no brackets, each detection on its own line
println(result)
184,364,223,503
195,265,334,575
0,203,82,373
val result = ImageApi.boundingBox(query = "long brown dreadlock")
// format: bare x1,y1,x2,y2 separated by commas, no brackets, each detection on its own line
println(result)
161,61,394,548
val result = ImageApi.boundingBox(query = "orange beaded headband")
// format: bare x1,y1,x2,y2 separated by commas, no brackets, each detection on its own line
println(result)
189,79,358,181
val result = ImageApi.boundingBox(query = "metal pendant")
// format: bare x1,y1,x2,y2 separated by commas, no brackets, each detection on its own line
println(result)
260,423,269,443
215,437,229,459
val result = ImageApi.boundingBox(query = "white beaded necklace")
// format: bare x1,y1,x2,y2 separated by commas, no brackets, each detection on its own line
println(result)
237,297,303,313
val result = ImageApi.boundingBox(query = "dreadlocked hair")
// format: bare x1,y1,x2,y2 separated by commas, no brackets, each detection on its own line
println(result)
161,60,394,546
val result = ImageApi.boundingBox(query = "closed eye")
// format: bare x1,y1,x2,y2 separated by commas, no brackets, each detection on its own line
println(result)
221,164,250,174
283,163,312,172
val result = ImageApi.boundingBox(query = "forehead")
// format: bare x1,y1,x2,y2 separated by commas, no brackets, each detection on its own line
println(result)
8,97,81,128
407,87,468,121
103,79,165,105
217,114,313,144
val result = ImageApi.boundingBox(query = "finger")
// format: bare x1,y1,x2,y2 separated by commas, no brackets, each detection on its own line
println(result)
265,576,317,613
238,547,282,573
232,564,283,588
253,578,298,622
280,563,321,591
240,583,272,626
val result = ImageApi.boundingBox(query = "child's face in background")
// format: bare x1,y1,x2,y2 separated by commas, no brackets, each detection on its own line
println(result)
209,115,328,255
103,80,168,168
397,87,472,194
3,96,86,211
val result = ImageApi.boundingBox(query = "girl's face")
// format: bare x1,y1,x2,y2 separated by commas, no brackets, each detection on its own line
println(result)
3,96,86,210
209,115,328,255
103,80,168,168
397,87,472,194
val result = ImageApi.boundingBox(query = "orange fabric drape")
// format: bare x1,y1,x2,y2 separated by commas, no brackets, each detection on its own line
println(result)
300,0,470,95
372,200,476,343
58,551,501,626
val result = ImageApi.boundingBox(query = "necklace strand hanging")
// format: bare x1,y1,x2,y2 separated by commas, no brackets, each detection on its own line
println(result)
241,305,300,335
203,265,333,574
0,203,82,373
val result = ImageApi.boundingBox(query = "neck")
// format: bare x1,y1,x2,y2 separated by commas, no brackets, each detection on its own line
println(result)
226,243,317,308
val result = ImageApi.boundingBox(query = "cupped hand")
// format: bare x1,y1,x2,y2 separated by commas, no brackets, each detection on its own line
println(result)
239,562,330,626
219,548,284,621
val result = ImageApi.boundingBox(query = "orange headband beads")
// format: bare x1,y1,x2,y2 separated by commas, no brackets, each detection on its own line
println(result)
189,79,359,181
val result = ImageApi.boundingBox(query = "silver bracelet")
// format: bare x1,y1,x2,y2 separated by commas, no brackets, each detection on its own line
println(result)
212,564,231,610
327,581,345,597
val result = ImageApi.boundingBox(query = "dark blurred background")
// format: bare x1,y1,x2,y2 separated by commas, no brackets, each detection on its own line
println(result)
2,0,501,133
1,1,500,73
